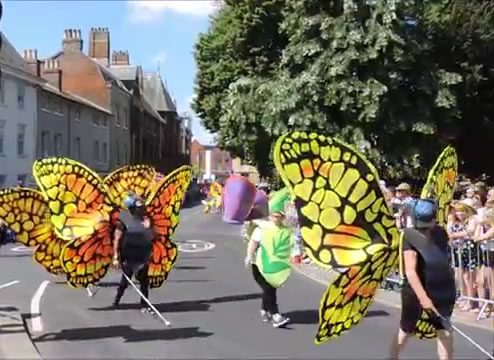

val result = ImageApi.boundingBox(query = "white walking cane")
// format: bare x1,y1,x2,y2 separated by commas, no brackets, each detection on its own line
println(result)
123,273,171,327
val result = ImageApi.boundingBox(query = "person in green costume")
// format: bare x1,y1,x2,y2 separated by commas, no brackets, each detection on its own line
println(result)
244,194,293,328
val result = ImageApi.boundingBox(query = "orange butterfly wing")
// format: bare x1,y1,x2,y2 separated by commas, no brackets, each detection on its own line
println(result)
145,165,192,288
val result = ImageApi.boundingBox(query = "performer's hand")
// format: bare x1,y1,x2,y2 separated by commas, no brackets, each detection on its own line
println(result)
244,256,252,268
112,257,120,268
419,296,436,312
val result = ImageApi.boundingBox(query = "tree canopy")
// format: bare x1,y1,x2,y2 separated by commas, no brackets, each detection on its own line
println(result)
193,0,494,181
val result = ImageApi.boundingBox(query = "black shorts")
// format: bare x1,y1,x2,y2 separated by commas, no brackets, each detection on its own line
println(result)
400,289,454,334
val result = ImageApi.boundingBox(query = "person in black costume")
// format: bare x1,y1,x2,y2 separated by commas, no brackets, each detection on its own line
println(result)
390,199,456,360
112,193,155,312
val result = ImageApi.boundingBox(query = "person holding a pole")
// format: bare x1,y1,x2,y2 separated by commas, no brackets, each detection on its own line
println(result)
390,199,456,360
112,192,154,312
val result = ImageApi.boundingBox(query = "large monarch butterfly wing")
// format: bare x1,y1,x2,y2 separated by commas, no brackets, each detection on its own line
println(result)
0,188,52,246
103,164,156,208
0,188,65,274
274,131,400,343
145,165,192,288
60,219,114,288
33,157,113,241
420,146,457,227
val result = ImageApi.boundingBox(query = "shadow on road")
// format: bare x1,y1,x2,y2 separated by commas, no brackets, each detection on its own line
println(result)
89,293,262,314
175,266,207,270
33,325,213,343
285,308,390,326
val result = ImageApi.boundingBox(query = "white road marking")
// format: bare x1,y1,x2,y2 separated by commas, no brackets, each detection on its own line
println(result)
30,280,50,333
178,240,215,253
11,245,34,253
0,280,20,290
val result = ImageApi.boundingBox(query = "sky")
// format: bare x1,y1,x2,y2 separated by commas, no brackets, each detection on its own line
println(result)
1,0,216,145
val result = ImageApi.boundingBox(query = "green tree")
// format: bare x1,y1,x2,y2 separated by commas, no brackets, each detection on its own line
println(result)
194,0,494,180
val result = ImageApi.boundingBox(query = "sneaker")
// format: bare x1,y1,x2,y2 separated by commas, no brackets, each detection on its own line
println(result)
141,306,153,314
260,310,272,323
271,313,289,328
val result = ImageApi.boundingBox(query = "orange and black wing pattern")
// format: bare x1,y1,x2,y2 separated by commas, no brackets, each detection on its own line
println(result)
145,165,192,288
32,157,113,241
0,188,65,274
60,219,114,288
274,131,400,343
103,164,156,208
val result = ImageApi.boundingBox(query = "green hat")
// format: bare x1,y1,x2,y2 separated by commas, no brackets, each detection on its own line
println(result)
268,187,290,215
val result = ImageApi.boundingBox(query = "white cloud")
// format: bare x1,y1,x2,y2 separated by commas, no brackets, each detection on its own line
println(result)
127,0,217,23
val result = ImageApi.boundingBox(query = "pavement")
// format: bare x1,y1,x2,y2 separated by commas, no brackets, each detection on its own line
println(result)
0,205,492,359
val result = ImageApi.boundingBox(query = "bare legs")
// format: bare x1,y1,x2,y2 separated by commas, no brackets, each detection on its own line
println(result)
390,328,453,360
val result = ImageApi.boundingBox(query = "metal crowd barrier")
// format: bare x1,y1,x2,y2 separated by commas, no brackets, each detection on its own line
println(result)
383,239,494,321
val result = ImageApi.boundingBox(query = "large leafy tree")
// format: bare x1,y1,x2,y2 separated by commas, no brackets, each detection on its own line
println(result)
194,0,494,180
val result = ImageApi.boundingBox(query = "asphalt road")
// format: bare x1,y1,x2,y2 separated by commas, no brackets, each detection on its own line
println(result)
0,205,492,359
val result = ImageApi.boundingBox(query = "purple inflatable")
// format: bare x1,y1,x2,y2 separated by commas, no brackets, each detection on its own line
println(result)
245,190,269,220
222,175,257,224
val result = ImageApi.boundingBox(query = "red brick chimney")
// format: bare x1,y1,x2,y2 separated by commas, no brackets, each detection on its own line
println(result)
88,27,110,66
22,49,41,77
42,59,62,91
62,29,83,53
111,50,129,65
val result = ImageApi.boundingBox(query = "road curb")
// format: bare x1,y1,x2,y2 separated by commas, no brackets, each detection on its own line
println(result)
292,264,494,332
0,305,42,359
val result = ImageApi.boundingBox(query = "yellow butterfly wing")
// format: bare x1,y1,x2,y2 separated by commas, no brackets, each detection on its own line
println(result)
145,165,192,288
0,188,65,274
420,146,457,227
103,164,156,208
274,131,400,343
32,157,113,241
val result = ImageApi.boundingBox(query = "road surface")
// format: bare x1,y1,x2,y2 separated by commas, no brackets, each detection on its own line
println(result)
0,205,492,359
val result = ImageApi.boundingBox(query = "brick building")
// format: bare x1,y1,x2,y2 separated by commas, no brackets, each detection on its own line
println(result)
190,139,231,182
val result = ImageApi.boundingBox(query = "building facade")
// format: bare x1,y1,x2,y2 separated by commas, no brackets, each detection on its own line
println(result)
190,140,231,182
0,32,40,187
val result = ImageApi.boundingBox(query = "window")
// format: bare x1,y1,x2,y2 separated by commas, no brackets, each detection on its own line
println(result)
92,114,99,127
53,98,62,114
41,94,49,111
17,175,27,187
93,141,99,162
116,140,120,165
41,131,50,157
0,120,5,155
17,83,25,110
114,105,120,127
75,137,81,159
123,108,128,129
17,124,26,157
0,79,5,104
102,116,108,128
0,175,6,188
102,142,108,163
123,143,128,163
74,107,81,121
54,133,62,156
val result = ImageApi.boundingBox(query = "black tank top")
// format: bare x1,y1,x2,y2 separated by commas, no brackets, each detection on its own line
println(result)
402,226,456,306
118,210,154,266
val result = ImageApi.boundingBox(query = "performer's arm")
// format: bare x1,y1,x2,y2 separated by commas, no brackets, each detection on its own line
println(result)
404,249,436,312
113,223,124,265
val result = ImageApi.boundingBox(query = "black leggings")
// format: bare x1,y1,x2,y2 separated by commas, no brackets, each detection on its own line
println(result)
252,264,278,314
115,262,149,306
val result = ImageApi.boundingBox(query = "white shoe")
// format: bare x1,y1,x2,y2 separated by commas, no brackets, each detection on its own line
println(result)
271,313,289,328
87,286,100,297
